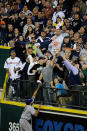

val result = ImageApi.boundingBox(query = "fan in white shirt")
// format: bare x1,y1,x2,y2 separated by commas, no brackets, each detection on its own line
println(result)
48,29,64,55
52,5,65,23
4,50,23,81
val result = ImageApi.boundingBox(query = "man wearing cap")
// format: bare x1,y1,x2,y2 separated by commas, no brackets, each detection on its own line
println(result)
19,86,41,131
62,53,82,106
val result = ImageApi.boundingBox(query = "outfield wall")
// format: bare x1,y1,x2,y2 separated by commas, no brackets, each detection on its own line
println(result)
0,102,87,131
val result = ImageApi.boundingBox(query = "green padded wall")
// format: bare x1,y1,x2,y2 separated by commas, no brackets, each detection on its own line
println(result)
0,103,23,131
0,47,10,88
0,103,87,131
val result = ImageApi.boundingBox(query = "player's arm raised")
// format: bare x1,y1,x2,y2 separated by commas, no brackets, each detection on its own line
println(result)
32,85,41,99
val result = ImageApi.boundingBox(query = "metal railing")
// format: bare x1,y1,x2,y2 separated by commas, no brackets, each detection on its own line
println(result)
4,79,87,110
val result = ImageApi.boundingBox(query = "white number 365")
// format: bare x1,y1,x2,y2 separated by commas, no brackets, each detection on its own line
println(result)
9,122,19,131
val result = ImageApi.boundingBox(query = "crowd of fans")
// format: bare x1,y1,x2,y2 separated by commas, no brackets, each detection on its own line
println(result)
1,0,87,107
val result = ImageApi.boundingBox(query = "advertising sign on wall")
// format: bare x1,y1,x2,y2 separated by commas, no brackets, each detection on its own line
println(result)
34,111,87,131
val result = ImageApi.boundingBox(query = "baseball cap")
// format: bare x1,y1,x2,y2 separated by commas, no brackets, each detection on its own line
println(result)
39,57,45,60
1,21,6,25
64,36,70,39
26,98,34,105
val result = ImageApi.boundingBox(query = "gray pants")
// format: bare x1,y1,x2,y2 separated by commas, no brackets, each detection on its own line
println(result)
19,119,33,131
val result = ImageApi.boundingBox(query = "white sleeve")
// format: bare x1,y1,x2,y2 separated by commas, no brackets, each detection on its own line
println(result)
4,60,8,69
26,0,30,3
19,61,23,70
28,55,33,64
27,63,35,75
52,12,57,23
64,59,79,75
73,44,76,50
17,59,23,70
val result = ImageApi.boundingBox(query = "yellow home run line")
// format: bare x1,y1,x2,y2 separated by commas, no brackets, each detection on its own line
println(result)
0,46,11,49
1,74,8,101
1,100,87,116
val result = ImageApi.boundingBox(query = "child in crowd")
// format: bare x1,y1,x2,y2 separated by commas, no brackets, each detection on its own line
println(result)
51,77,68,106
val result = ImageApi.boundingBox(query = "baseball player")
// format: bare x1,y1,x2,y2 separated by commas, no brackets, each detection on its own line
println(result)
19,85,41,131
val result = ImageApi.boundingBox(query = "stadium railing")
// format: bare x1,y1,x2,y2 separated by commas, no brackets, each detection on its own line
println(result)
4,79,87,110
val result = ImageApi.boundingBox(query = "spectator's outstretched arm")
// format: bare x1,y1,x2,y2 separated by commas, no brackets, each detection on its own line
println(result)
39,73,43,81
62,54,78,75
55,63,63,71
64,60,79,75
32,85,41,99
50,81,55,88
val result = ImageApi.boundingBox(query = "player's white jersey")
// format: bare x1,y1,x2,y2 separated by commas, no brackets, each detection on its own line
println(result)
4,57,22,80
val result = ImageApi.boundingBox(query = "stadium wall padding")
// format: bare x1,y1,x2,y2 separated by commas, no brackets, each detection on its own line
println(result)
0,46,10,89
0,103,23,131
0,103,87,131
